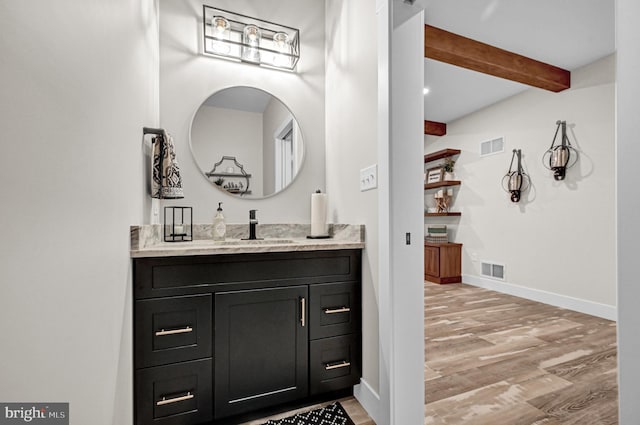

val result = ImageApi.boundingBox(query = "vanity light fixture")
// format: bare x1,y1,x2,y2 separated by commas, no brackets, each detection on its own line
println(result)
203,6,300,71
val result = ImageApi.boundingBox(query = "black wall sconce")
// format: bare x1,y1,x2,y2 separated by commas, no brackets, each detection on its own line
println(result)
542,120,578,181
502,149,530,202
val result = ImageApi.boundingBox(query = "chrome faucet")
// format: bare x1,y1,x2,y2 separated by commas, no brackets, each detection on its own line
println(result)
246,209,261,240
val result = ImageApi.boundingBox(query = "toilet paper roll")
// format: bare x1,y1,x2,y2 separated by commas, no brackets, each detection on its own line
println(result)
310,193,328,237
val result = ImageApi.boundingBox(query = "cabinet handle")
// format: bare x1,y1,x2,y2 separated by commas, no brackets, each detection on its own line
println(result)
324,306,351,314
324,360,351,370
156,392,194,406
155,326,193,337
300,297,306,327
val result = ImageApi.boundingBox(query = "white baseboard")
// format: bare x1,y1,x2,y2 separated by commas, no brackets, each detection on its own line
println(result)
462,274,617,321
353,378,380,424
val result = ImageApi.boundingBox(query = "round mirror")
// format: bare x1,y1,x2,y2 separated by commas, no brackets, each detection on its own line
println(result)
190,87,304,198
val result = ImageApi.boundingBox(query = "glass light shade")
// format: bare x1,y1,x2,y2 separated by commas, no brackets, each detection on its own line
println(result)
210,16,231,54
508,173,523,191
273,32,289,52
271,32,291,67
212,16,229,39
244,25,261,45
550,146,569,168
242,25,261,62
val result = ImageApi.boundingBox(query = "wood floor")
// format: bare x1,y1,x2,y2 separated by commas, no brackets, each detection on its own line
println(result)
242,282,618,425
425,282,618,425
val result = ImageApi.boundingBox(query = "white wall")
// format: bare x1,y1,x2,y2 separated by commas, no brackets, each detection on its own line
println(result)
325,0,381,409
159,0,325,222
262,97,293,195
0,1,158,424
387,4,426,424
426,55,616,316
327,1,426,423
191,105,264,196
617,0,640,421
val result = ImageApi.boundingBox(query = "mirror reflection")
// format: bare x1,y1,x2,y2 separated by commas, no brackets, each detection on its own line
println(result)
190,87,304,198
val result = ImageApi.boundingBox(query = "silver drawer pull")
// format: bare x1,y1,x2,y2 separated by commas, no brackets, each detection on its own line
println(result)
300,298,306,327
324,307,351,314
156,392,194,406
155,326,193,337
324,360,351,371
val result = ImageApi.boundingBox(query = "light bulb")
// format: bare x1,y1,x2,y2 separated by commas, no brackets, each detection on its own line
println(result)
273,32,289,52
244,25,261,46
212,16,229,40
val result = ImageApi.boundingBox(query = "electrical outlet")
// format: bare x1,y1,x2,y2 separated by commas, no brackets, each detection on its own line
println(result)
360,164,378,191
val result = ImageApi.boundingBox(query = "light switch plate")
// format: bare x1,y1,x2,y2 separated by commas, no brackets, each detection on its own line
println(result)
360,164,378,191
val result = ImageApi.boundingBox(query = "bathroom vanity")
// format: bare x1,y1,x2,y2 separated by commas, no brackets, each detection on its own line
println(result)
130,225,363,425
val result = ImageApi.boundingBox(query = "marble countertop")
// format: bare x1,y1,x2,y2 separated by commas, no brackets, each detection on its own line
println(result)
130,224,365,258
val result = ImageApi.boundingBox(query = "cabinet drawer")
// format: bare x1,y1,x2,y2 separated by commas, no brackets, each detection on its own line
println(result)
310,334,361,395
135,359,212,425
135,295,212,368
134,250,361,299
309,282,360,340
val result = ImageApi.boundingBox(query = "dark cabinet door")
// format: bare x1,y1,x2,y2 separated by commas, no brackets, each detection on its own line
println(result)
214,286,309,419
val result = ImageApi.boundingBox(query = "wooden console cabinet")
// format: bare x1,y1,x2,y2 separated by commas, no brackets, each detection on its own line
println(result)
424,242,462,284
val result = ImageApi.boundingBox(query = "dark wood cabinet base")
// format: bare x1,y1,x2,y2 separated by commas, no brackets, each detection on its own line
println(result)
424,242,462,284
425,275,462,284
210,389,354,425
133,250,362,425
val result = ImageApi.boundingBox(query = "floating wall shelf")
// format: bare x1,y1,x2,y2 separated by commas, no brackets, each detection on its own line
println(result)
424,149,461,163
424,180,461,190
425,212,462,217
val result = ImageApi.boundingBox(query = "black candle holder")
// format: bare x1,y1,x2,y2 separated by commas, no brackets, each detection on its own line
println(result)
164,206,193,242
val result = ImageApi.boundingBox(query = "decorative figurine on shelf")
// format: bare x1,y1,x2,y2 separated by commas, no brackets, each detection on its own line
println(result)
434,189,452,213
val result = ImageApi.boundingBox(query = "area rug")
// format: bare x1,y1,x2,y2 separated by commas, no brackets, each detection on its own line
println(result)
262,402,356,425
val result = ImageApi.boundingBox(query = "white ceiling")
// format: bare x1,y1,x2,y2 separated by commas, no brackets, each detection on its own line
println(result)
421,0,616,123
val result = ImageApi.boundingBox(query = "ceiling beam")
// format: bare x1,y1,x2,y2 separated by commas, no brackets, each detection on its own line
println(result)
424,24,571,92
424,120,447,136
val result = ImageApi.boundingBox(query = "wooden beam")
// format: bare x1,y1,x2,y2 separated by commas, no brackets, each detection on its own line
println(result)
424,25,570,92
424,120,447,136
